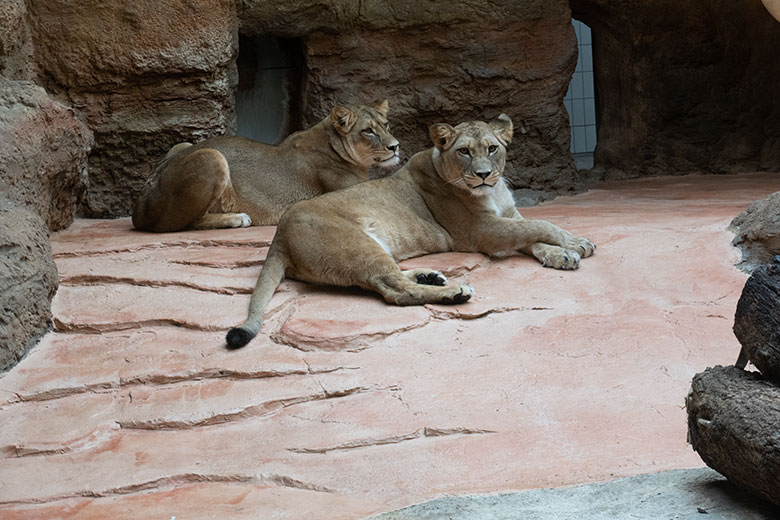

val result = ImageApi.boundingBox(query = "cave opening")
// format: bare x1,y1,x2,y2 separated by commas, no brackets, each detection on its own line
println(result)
564,19,597,170
235,36,305,145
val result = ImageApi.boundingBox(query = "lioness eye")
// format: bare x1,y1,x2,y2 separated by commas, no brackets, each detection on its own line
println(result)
362,128,376,135
488,145,498,154
457,147,471,156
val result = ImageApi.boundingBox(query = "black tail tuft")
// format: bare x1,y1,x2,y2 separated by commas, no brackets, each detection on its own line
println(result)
226,327,254,349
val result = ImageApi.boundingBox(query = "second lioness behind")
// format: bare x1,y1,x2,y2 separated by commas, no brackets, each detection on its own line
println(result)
132,100,399,232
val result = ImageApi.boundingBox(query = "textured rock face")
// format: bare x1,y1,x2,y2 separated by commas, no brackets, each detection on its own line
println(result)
572,0,780,179
730,192,780,271
0,78,92,231
0,198,58,372
242,0,581,193
0,0,33,79
4,0,777,217
0,173,778,517
26,0,239,217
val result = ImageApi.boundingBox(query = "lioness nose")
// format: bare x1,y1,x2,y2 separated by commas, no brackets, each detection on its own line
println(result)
476,170,491,179
387,143,398,153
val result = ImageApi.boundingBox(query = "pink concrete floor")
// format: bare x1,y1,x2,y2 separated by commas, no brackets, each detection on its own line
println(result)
0,173,778,519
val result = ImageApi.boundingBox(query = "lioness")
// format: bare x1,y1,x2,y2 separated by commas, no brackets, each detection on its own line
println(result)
132,100,400,232
227,114,595,348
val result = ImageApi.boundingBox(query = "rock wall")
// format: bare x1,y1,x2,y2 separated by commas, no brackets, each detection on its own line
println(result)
241,0,581,193
26,0,239,217
572,0,780,179
0,79,91,372
5,0,777,219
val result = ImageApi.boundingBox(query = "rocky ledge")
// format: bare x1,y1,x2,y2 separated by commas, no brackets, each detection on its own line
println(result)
0,173,778,518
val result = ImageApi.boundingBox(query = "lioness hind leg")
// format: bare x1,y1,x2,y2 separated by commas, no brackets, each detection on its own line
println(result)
373,272,473,305
192,212,252,230
529,243,581,270
132,148,233,232
402,268,448,286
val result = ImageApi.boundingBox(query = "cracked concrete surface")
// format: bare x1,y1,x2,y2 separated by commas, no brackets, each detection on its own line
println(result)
0,173,779,518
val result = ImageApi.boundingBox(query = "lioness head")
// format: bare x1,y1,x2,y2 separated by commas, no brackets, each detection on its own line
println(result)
330,100,401,168
429,114,514,195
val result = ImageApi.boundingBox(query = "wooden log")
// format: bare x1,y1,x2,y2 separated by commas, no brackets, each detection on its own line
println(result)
686,365,780,507
733,256,780,382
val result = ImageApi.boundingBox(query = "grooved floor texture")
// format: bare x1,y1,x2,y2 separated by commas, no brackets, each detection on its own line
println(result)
1,173,778,519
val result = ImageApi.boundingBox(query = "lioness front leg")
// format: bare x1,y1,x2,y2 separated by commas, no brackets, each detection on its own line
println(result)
476,217,595,269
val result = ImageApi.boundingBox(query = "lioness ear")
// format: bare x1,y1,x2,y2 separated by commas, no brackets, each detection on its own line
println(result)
489,114,513,146
373,99,389,117
331,106,357,135
429,123,456,151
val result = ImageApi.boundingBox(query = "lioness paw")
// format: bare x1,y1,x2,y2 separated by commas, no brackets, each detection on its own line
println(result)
541,249,581,270
416,271,447,286
234,213,252,228
439,284,474,304
568,237,596,258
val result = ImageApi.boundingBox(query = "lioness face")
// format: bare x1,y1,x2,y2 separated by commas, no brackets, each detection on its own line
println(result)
331,100,401,169
429,114,514,195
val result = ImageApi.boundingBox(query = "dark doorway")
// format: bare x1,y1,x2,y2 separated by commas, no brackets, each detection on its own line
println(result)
235,36,304,144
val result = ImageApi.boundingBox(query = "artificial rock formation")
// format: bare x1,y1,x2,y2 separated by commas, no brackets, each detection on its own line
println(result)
0,78,93,231
240,0,582,193
1,173,777,517
733,258,780,382
0,79,91,372
687,256,780,508
26,0,239,217
0,198,58,372
3,0,779,217
572,0,780,179
730,192,780,271
686,366,780,508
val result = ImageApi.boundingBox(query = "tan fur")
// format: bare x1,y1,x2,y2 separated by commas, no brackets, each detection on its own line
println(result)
226,114,595,348
132,100,400,232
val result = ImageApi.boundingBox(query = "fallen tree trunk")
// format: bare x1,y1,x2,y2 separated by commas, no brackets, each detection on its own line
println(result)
733,256,780,382
686,365,780,507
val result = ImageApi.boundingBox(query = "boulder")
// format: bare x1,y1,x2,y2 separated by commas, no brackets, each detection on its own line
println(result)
0,198,58,372
0,78,93,231
733,257,780,382
730,192,780,271
686,366,780,508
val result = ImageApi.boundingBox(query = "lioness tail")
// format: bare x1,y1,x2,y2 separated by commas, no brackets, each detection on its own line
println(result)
226,245,286,349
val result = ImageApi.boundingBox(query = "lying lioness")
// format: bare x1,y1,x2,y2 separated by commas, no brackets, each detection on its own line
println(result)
132,100,400,232
227,114,595,348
